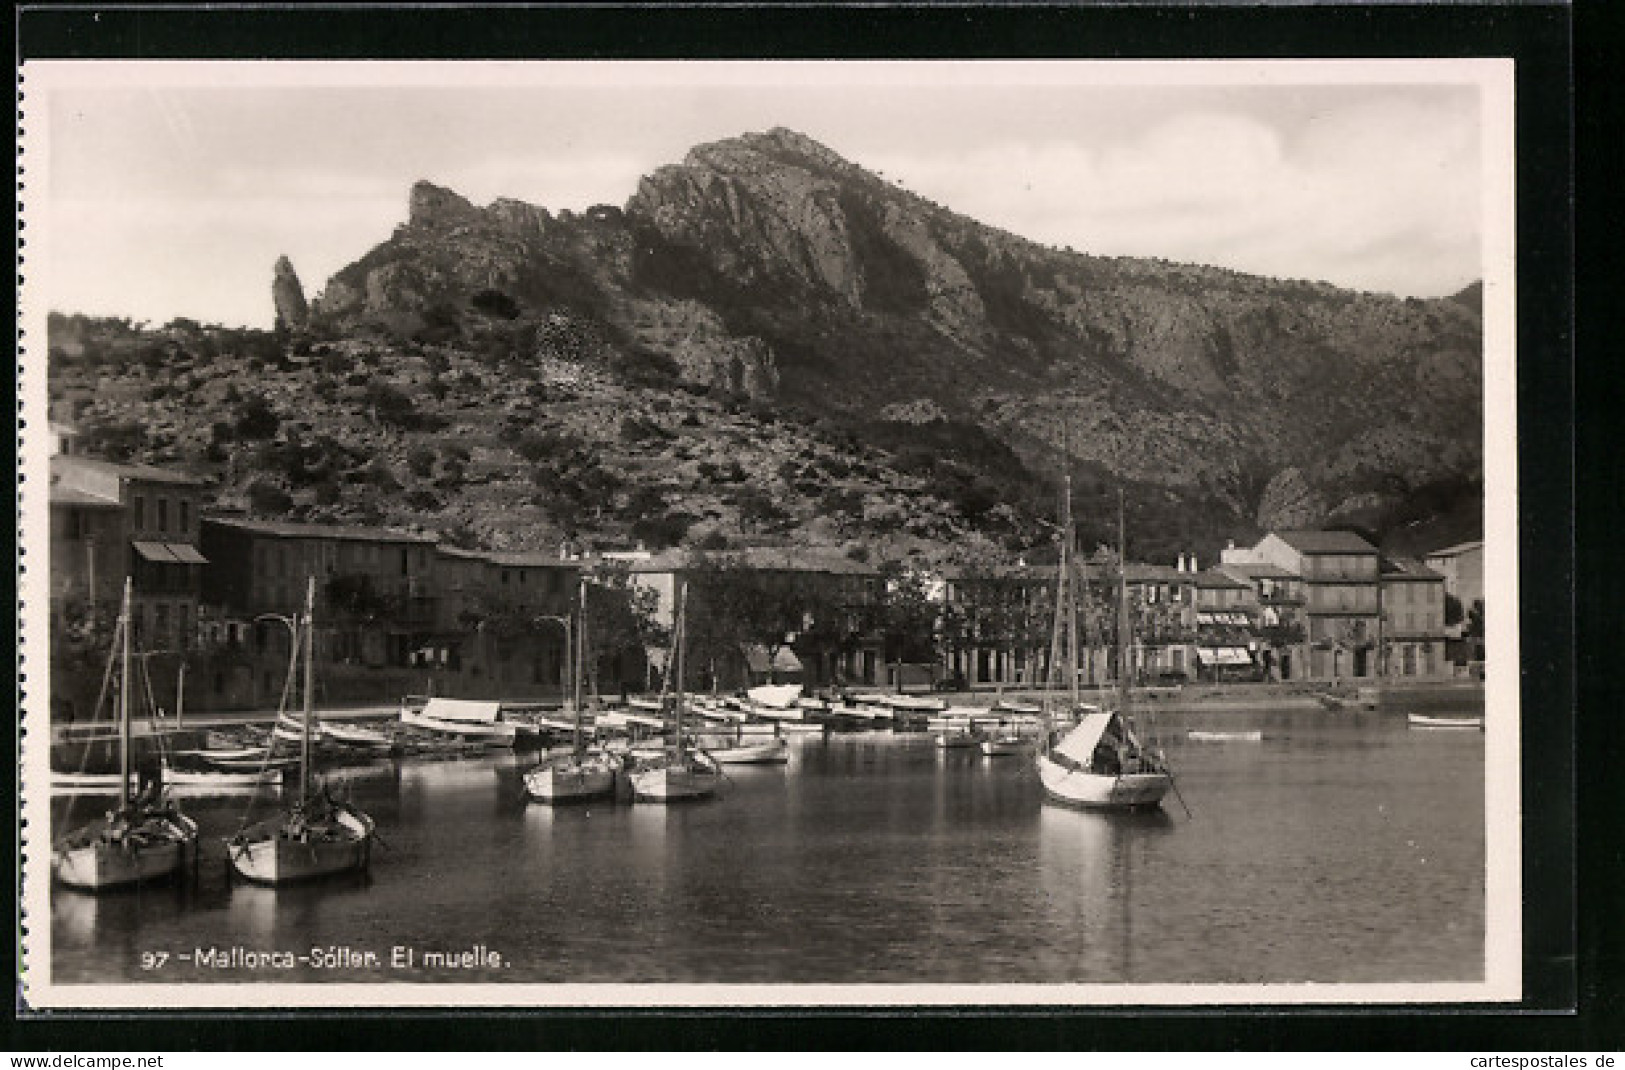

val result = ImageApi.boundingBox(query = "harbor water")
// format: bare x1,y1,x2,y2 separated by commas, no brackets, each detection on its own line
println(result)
48,706,1485,986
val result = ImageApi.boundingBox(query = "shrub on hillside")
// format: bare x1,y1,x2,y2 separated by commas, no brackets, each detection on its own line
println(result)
247,480,294,516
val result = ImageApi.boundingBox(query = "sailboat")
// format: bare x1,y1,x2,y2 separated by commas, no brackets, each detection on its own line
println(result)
525,577,618,803
227,578,375,883
627,581,723,802
53,579,200,891
1034,488,1175,811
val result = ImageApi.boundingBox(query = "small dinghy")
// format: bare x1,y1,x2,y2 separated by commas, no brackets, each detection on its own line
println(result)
1407,713,1484,730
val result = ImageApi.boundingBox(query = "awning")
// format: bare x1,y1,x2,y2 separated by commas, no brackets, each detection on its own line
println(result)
132,541,209,565
1196,611,1251,626
1196,647,1254,666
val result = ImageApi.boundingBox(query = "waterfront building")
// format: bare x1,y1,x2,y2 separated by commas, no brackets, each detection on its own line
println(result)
1214,561,1309,681
1192,567,1260,680
49,454,208,653
1423,539,1485,665
1378,556,1449,678
1233,529,1383,680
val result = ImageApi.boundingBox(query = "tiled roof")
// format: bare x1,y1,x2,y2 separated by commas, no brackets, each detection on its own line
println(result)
51,454,204,486
1217,562,1296,580
1274,529,1377,555
1425,539,1484,558
1381,556,1444,580
49,486,122,508
485,551,577,568
1194,568,1251,589
203,517,438,544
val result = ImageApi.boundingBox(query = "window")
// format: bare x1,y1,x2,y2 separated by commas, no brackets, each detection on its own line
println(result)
155,603,170,646
134,495,147,530
157,498,169,534
180,500,191,534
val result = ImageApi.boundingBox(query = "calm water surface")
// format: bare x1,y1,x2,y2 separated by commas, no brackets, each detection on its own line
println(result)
50,707,1484,985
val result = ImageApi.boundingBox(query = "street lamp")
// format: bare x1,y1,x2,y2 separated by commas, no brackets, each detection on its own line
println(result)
533,612,574,713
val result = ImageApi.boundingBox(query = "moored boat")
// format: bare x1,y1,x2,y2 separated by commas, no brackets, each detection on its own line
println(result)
53,580,199,891
1034,487,1177,813
934,729,979,750
525,577,619,804
627,582,723,803
979,732,1028,757
1407,713,1484,730
51,771,140,795
319,721,395,752
400,698,522,745
705,735,789,764
228,579,375,885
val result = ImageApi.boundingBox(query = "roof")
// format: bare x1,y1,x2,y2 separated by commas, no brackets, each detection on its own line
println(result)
51,454,204,486
1381,556,1444,580
1194,568,1250,589
1273,529,1377,555
1425,539,1484,558
485,551,577,568
1217,562,1296,580
49,486,122,509
203,517,438,544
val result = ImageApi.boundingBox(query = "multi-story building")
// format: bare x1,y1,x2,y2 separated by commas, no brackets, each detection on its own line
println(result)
1423,539,1485,626
1239,529,1382,680
1215,561,1309,681
200,517,439,669
1378,556,1448,678
49,454,208,652
1191,567,1259,680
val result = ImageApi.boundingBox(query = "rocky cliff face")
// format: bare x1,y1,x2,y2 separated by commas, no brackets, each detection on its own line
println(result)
308,128,1482,534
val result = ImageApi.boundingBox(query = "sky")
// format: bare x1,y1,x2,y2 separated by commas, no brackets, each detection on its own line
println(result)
26,61,1503,329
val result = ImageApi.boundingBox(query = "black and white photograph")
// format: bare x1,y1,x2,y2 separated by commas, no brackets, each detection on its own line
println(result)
19,56,1519,1009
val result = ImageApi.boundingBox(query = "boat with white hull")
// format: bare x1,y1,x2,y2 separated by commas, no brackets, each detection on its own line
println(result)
627,582,723,802
228,579,375,885
705,736,789,764
52,771,140,795
319,721,395,751
980,733,1028,757
1034,486,1178,814
1037,710,1171,810
1407,713,1484,730
400,700,521,745
525,579,620,804
53,580,199,891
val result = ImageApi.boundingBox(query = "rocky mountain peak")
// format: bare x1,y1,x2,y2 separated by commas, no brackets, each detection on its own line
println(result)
408,180,482,231
271,255,309,331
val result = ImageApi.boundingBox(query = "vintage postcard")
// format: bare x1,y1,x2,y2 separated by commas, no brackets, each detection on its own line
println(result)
18,58,1520,1009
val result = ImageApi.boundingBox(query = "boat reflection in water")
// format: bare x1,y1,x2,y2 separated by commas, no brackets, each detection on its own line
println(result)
1036,804,1176,983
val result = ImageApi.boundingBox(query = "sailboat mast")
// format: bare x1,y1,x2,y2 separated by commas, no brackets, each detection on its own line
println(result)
572,576,585,755
672,581,688,757
1117,490,1130,708
300,576,315,802
1064,479,1080,707
119,578,133,809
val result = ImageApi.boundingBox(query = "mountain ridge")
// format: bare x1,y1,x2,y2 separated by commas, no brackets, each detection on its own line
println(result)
49,127,1483,563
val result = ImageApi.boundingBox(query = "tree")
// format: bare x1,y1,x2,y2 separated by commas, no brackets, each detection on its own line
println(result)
580,563,665,696
876,561,940,674
684,554,840,688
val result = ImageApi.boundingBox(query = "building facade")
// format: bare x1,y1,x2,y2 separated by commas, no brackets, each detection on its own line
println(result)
49,455,208,653
1378,556,1448,678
